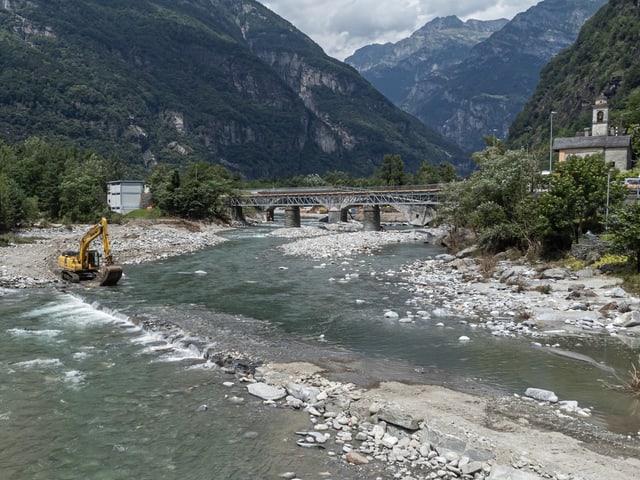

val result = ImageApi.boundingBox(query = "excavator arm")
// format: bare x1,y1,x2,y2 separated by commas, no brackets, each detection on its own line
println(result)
77,218,106,270
58,217,122,285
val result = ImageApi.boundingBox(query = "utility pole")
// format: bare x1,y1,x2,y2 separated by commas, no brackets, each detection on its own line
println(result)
549,111,557,172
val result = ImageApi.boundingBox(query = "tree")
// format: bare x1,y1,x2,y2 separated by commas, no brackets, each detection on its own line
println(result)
58,152,110,222
0,174,26,231
443,147,541,253
436,162,458,183
610,202,640,272
375,154,407,186
147,162,235,220
415,161,438,184
147,165,180,215
322,170,351,186
541,154,626,245
416,161,459,184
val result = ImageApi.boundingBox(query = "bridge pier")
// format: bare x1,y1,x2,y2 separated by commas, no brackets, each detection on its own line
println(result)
284,206,301,227
327,207,349,223
266,207,275,222
362,205,381,231
228,205,245,223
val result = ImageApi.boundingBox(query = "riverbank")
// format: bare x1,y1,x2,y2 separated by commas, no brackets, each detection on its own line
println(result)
0,218,229,288
2,219,640,479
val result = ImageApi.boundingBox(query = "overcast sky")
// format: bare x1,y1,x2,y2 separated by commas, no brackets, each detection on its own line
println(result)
262,0,542,60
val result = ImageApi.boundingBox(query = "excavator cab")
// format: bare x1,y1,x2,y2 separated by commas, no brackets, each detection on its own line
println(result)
87,249,100,269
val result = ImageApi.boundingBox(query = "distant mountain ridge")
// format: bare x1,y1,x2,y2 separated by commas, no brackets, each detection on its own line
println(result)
346,0,607,153
0,0,466,179
346,16,508,105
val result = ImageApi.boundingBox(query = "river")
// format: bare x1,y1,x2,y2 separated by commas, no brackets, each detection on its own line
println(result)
1,222,639,479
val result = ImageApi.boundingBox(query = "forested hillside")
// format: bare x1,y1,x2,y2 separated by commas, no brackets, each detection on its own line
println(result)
508,0,640,157
0,0,465,179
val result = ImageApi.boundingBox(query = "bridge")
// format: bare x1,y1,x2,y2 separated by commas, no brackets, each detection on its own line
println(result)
228,185,443,230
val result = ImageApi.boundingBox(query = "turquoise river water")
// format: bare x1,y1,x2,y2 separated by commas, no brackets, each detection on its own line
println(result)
1,222,639,479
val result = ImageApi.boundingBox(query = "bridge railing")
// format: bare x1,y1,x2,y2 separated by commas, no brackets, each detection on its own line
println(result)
238,184,443,195
227,184,445,208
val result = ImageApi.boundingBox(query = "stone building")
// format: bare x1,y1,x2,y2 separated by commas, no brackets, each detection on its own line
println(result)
552,95,633,171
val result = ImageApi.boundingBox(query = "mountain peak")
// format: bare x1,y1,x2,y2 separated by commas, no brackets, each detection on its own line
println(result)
348,0,607,153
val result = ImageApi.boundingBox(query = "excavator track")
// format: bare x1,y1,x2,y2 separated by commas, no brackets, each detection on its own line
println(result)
61,270,80,283
99,265,123,286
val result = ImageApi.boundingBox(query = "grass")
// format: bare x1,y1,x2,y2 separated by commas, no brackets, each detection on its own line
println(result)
626,361,640,398
478,254,497,279
608,356,640,399
125,208,165,220
0,233,42,247
567,253,640,297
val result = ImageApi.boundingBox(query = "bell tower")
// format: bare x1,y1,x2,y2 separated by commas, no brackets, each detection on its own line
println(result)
591,95,609,136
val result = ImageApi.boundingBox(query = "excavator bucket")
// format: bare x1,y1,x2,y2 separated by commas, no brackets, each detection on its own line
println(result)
99,265,123,286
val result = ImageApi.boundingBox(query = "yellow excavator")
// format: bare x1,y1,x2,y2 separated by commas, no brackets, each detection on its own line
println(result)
58,217,123,286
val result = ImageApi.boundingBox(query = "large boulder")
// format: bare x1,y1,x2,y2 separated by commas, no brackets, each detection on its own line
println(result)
247,383,287,401
524,387,558,403
613,310,640,328
285,383,322,403
539,268,567,280
377,404,422,430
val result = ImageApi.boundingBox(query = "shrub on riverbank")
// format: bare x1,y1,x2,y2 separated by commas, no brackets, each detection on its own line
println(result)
0,233,40,247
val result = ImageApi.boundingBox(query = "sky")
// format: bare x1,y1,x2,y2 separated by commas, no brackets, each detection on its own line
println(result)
262,0,542,60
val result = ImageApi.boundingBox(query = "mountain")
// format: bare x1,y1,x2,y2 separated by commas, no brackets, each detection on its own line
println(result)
0,0,466,179
346,0,606,153
508,0,640,153
345,16,508,106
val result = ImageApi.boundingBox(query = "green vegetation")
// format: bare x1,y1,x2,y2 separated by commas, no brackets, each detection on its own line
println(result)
0,233,42,247
0,134,460,233
0,0,466,180
147,162,235,220
437,147,628,258
0,137,121,229
509,0,640,155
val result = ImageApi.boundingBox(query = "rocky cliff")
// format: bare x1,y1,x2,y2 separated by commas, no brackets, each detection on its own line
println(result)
346,16,508,105
346,0,606,153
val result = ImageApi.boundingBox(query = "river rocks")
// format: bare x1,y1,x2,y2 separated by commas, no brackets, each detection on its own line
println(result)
396,247,640,343
245,365,505,479
613,311,640,328
540,268,568,280
278,229,432,260
377,404,422,430
247,382,287,401
524,388,558,403
0,220,230,289
489,465,543,480
286,383,322,403
345,450,369,465
0,269,58,289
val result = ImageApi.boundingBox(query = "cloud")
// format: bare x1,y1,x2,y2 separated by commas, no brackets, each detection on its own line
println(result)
262,0,541,60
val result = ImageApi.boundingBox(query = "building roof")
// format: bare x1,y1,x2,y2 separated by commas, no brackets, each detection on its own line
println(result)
553,135,631,151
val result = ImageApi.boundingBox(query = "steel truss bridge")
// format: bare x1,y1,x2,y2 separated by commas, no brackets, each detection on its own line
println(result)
228,185,443,209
